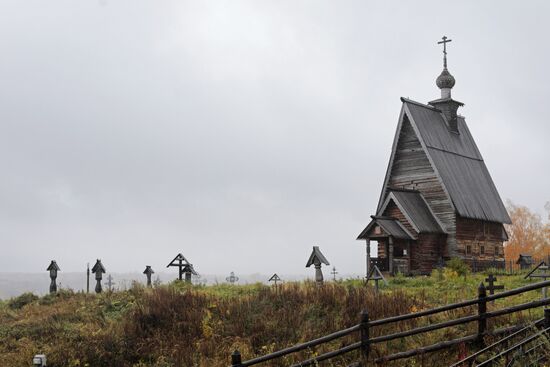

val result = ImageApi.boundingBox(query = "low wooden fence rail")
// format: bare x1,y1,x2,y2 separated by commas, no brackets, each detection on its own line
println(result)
229,280,550,367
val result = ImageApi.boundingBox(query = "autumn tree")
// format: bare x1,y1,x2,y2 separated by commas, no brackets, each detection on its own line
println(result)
504,201,550,262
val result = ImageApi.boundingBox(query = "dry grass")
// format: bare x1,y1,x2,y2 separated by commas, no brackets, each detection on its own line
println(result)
0,273,546,367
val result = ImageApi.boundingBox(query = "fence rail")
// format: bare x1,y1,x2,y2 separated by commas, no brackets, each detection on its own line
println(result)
229,280,550,367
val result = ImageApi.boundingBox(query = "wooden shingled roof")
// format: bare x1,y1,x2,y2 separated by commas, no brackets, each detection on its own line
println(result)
378,98,511,224
357,216,416,240
306,246,330,267
379,189,445,233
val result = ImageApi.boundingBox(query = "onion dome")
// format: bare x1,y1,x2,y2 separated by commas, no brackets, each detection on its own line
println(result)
436,68,455,90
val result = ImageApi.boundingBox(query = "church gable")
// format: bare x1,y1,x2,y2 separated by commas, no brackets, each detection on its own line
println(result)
378,113,455,234
382,199,416,235
381,190,445,234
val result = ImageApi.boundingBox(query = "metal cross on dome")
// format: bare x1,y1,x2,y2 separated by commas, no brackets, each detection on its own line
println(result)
438,35,452,68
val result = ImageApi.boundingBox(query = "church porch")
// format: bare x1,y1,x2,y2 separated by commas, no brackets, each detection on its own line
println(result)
357,216,416,276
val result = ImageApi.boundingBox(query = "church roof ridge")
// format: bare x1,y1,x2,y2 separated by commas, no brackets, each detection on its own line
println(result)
387,187,421,194
400,97,440,112
371,215,396,220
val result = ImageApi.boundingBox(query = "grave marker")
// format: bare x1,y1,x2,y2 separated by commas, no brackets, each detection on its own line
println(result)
366,264,387,292
226,271,239,284
268,273,281,288
105,274,115,292
485,274,504,297
91,259,106,294
331,266,338,281
166,253,197,282
305,246,330,285
143,265,154,287
46,260,60,294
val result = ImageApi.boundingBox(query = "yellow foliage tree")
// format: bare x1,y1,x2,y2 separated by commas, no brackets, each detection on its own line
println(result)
504,201,550,262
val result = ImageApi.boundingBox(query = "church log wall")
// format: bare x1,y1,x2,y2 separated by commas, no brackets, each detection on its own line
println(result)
455,217,505,267
409,234,446,275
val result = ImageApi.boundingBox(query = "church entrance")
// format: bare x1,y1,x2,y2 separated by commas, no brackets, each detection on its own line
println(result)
374,238,412,275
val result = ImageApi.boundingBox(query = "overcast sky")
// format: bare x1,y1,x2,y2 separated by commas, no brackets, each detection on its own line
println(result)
1,1,549,276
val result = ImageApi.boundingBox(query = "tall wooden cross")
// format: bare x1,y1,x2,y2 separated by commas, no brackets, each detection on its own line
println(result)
485,274,504,296
226,271,239,284
105,274,115,292
268,273,281,290
438,36,452,68
331,266,338,281
91,259,106,294
166,253,190,281
47,260,60,294
143,265,155,287
366,264,388,293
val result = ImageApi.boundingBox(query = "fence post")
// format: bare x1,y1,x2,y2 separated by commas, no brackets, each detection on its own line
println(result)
360,310,370,362
231,350,242,367
477,282,487,346
545,308,550,329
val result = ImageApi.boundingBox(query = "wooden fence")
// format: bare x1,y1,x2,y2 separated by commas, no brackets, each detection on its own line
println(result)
503,255,550,275
229,280,550,367
462,255,550,274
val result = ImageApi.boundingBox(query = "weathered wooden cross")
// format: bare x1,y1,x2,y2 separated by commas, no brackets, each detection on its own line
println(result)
485,274,504,296
305,246,330,285
268,273,281,286
226,271,239,284
91,259,106,294
46,260,60,294
166,253,196,282
331,266,338,281
143,265,155,287
366,264,387,292
268,273,281,291
105,274,115,292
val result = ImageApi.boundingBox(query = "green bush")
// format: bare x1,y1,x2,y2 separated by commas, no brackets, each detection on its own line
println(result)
446,257,470,277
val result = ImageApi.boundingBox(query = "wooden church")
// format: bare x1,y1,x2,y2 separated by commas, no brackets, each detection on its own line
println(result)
357,37,511,275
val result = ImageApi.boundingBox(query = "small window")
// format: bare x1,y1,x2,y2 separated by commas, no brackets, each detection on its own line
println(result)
466,245,472,255
403,249,408,256
480,245,485,255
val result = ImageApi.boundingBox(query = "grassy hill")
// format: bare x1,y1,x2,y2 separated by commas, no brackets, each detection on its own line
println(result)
0,270,546,367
